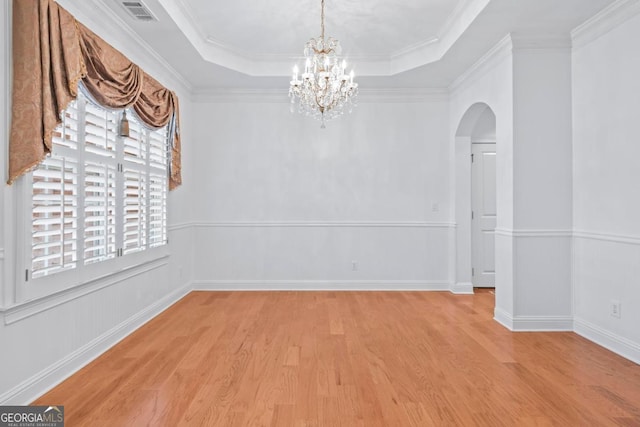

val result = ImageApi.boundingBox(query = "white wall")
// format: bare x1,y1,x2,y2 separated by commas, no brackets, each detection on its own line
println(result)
191,94,453,289
572,7,640,362
510,42,573,324
0,1,194,404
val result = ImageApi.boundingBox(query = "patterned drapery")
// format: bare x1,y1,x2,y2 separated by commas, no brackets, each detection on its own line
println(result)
8,0,182,189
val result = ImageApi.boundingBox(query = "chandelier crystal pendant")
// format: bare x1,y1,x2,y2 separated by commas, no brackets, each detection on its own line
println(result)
289,0,358,128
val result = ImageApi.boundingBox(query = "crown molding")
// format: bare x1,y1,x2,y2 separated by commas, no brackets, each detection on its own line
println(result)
191,87,449,103
572,0,640,49
56,0,192,94
510,33,572,50
436,0,477,43
156,0,489,77
191,88,289,103
449,33,513,94
357,88,449,103
388,0,491,75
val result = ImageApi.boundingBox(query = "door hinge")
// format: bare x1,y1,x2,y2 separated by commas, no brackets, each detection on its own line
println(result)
472,211,474,220
471,153,474,163
472,268,475,276
25,269,29,282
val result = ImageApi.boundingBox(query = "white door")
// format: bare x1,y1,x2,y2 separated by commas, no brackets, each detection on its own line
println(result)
471,143,496,287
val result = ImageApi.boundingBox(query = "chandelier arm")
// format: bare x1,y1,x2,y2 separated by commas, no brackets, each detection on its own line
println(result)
314,81,326,110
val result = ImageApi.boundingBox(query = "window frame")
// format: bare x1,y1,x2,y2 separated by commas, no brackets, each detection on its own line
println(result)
16,92,170,303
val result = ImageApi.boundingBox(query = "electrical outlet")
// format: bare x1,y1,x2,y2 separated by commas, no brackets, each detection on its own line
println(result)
432,202,439,212
611,300,621,319
351,261,358,271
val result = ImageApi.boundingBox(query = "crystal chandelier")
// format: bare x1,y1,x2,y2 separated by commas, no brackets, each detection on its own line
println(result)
289,0,358,128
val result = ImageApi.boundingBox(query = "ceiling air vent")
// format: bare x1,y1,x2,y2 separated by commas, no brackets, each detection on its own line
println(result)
121,1,158,22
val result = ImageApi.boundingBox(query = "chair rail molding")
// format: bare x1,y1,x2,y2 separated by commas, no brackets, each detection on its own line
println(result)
189,221,455,229
573,229,640,245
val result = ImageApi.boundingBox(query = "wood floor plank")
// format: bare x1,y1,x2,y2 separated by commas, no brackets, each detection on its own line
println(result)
33,291,640,426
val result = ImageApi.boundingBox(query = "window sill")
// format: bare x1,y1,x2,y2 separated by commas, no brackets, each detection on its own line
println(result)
2,252,170,325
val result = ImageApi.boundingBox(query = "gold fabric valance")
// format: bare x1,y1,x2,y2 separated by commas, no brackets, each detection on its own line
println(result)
8,0,182,189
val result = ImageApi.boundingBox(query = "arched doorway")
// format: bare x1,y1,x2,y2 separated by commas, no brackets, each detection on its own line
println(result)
453,103,497,293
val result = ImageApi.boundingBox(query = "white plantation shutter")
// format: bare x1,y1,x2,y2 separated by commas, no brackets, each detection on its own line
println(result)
32,156,79,278
83,99,119,265
29,91,169,281
122,117,148,255
148,126,168,247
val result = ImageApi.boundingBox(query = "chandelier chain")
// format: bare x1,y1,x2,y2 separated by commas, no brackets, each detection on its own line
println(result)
321,0,325,40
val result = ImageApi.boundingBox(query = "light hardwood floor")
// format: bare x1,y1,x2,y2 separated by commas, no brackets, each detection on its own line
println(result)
34,291,640,426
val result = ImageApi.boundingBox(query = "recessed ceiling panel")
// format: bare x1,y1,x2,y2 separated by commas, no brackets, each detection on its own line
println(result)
183,0,466,58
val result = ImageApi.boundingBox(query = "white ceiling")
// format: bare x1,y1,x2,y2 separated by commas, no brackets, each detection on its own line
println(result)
67,0,616,90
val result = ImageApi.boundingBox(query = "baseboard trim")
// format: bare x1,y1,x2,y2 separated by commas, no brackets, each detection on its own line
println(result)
450,282,474,294
493,309,573,331
511,315,574,331
574,317,640,365
192,280,451,292
494,308,514,330
0,283,192,405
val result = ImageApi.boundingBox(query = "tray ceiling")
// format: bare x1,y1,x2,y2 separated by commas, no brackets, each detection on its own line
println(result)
59,0,617,90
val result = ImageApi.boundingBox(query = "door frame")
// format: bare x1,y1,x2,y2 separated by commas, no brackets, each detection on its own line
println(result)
452,103,497,294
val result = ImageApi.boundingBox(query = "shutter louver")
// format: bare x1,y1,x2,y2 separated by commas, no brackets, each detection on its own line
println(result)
148,173,167,247
123,168,147,254
84,102,117,159
84,162,117,264
124,119,146,165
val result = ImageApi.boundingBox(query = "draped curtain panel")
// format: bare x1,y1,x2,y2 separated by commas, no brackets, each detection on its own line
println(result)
8,0,182,190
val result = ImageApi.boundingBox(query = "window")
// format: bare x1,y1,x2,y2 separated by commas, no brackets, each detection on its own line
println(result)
30,91,168,280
